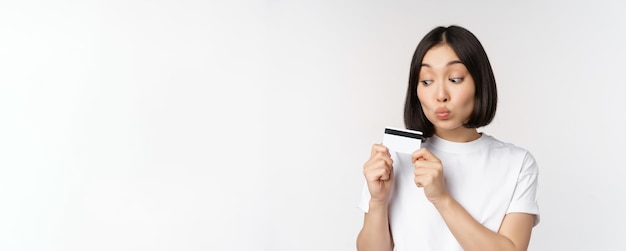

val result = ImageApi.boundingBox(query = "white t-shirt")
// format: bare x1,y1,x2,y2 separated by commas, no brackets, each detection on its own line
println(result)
358,133,540,250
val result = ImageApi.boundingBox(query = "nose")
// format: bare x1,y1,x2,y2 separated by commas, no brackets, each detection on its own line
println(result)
436,83,449,103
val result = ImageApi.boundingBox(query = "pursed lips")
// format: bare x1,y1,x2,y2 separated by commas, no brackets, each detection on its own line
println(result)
435,107,450,119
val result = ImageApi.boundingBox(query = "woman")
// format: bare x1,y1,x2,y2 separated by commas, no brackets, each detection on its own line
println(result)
356,25,540,251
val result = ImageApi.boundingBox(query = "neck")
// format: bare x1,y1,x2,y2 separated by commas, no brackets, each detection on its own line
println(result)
434,128,481,142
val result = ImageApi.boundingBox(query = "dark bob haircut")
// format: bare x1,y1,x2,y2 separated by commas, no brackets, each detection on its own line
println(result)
404,25,498,138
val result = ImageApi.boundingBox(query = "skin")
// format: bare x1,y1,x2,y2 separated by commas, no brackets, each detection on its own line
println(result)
357,44,536,251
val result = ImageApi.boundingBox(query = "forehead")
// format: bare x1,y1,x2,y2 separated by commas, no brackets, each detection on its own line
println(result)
421,44,465,70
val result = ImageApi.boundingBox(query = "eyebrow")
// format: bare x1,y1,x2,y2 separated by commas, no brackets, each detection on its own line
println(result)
420,60,464,67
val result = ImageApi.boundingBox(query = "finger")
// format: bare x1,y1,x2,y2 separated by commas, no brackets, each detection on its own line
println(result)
373,151,393,167
414,176,424,188
413,164,438,177
366,163,392,182
364,167,382,182
414,174,435,188
364,159,391,179
371,144,391,157
381,164,394,181
411,148,423,162
365,148,387,165
364,152,393,171
413,159,440,170
411,148,441,163
385,160,394,181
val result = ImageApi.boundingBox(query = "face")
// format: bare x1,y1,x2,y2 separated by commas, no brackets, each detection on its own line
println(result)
417,44,475,135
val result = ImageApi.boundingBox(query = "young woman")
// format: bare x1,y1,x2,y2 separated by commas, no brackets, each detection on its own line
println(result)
356,25,540,251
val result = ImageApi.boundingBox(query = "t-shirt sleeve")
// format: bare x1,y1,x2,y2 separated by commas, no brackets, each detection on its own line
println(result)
506,151,540,226
358,182,371,213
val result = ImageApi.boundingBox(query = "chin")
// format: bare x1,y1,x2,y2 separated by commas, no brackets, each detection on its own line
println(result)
432,120,464,129
434,124,468,133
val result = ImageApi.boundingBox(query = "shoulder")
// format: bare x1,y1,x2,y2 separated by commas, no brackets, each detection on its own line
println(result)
482,134,539,173
482,134,531,156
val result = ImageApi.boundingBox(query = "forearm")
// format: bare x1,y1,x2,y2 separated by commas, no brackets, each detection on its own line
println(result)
356,201,393,251
434,196,521,251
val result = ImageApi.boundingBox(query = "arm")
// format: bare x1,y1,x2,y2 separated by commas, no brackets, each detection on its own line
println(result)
356,144,395,251
356,201,393,251
434,196,535,251
412,148,535,251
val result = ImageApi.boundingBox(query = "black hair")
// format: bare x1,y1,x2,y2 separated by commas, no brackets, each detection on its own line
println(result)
404,25,497,138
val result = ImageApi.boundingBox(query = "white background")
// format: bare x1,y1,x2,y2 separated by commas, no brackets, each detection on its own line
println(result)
1,0,625,250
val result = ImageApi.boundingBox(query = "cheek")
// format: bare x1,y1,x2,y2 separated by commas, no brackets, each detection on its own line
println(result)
459,89,476,114
457,81,476,107
463,92,475,106
416,87,430,105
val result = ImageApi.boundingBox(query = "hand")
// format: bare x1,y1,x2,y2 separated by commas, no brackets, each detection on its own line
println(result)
412,148,450,204
363,144,394,204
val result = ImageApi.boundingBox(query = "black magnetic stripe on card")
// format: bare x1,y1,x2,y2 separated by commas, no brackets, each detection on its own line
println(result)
384,128,424,140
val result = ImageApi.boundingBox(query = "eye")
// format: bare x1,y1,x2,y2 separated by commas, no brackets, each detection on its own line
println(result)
420,80,433,86
449,77,464,83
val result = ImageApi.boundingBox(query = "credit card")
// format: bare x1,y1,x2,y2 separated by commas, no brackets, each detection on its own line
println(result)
382,127,424,154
